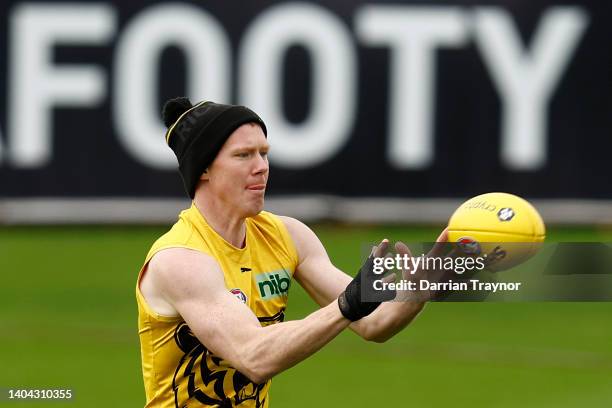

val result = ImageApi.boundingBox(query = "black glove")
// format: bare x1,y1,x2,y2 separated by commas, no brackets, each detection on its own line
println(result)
337,255,395,321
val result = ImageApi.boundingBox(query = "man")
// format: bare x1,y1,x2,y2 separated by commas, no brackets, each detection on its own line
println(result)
136,97,446,407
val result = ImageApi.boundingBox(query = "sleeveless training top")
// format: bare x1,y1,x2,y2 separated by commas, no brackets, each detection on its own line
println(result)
136,203,298,407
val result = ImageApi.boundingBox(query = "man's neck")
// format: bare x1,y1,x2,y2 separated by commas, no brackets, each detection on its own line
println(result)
193,196,247,248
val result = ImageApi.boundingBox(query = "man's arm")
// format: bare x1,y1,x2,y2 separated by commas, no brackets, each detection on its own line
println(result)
142,247,351,384
281,216,447,343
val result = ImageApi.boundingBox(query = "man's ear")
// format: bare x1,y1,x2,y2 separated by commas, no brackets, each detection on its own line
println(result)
200,169,209,181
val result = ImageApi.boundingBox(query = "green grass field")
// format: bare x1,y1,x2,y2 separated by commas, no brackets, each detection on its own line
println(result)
1,225,612,407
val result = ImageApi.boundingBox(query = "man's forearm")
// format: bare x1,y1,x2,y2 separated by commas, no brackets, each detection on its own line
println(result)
353,300,425,343
241,301,350,383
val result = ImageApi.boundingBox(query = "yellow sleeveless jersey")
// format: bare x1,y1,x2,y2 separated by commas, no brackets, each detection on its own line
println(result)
136,204,298,408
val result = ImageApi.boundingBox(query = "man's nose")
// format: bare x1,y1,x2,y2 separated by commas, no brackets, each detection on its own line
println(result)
253,154,268,174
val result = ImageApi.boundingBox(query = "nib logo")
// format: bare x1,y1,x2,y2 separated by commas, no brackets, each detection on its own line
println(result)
255,270,291,300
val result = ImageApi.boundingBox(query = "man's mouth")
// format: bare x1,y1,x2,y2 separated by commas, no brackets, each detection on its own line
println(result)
246,184,266,191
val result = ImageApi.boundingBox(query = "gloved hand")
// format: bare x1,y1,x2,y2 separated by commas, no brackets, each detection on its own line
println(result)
337,241,395,321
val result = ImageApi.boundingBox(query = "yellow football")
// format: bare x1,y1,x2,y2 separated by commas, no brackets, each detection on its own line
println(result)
448,192,546,271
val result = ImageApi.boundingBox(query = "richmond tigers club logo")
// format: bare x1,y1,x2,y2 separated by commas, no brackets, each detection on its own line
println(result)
231,288,248,304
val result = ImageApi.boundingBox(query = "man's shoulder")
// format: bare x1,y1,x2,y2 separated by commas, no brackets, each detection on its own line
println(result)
150,214,186,241
249,212,303,266
251,211,302,230
145,247,221,299
259,214,324,262
141,246,225,316
146,213,204,258
250,210,280,222
274,214,312,237
251,211,312,241
149,247,217,276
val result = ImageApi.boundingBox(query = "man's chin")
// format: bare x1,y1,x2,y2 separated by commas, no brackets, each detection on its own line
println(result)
245,198,265,217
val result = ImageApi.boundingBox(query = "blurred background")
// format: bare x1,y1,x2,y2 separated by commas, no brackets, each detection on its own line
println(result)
1,0,611,406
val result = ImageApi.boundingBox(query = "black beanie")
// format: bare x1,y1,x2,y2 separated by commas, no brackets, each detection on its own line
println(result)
162,97,267,198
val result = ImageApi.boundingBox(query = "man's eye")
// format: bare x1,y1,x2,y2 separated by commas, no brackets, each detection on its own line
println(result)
236,152,250,158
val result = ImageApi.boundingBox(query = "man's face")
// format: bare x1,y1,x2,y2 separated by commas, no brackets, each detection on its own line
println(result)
203,123,269,217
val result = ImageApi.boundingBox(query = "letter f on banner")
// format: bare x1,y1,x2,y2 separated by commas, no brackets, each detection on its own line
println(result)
7,4,116,167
